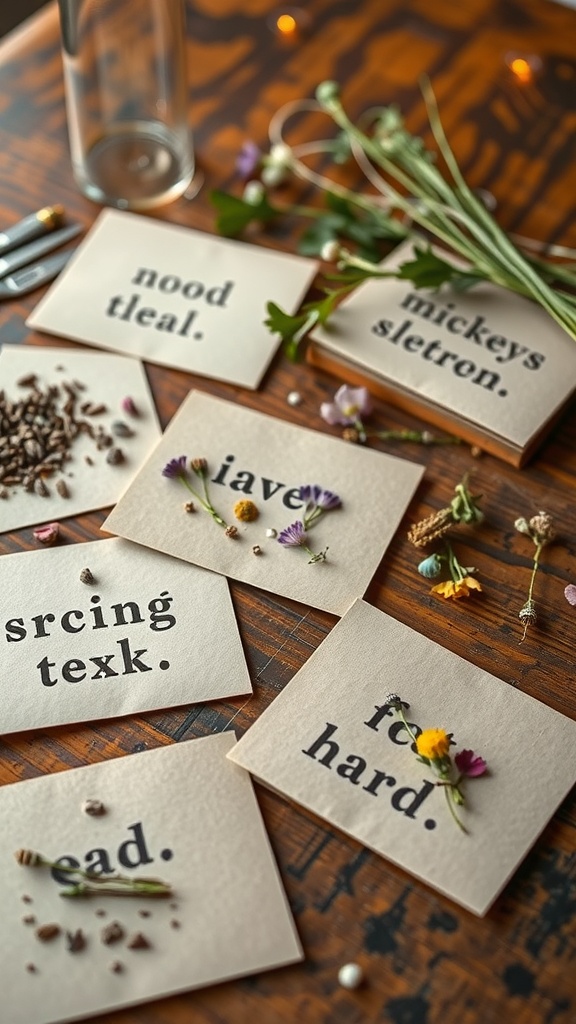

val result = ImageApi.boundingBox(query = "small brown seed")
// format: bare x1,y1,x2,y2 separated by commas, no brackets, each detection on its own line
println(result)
101,921,125,945
80,402,107,416
17,374,38,388
105,447,125,466
79,569,96,586
26,963,38,973
110,960,124,973
127,932,151,950
34,478,49,497
66,929,86,953
55,479,69,498
22,915,36,925
36,924,61,942
111,421,134,438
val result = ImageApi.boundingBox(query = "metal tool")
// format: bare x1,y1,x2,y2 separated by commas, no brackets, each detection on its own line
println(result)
0,223,82,279
0,249,77,299
0,205,66,257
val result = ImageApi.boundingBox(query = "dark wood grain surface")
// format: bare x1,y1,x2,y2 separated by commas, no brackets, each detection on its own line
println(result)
1,1,576,1021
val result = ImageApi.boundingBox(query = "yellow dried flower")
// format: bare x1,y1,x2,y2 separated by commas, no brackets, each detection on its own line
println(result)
233,499,259,522
431,576,482,600
416,728,450,761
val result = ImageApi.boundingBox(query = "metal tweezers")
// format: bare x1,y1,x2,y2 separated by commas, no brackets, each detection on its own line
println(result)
0,221,81,299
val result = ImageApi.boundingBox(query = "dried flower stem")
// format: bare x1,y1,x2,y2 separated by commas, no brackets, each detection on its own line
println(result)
14,849,172,899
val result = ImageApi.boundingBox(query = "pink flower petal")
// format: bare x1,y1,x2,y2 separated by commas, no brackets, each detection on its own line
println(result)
320,401,348,426
564,584,576,606
454,749,487,777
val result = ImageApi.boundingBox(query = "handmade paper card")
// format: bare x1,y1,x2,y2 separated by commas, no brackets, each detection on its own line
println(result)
308,241,576,465
0,537,251,734
228,599,576,916
26,209,317,389
1,734,302,1024
102,391,424,616
0,346,161,533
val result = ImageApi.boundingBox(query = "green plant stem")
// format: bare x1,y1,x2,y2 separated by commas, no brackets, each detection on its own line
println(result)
443,784,468,833
527,542,544,606
179,475,227,528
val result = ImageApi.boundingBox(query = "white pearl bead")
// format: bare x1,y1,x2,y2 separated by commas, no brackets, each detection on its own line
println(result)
337,962,364,989
287,390,302,407
265,528,277,538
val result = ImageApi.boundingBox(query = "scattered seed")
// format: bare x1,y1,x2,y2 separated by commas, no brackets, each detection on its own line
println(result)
85,455,94,466
82,796,105,814
138,910,151,918
17,374,38,388
265,528,277,538
170,919,181,929
95,909,107,918
34,478,49,497
32,523,60,546
79,568,96,586
55,479,69,498
22,915,36,925
121,396,139,417
80,402,107,416
252,545,262,555
36,923,61,942
66,929,86,953
184,501,195,513
0,487,8,499
26,963,38,973
110,960,124,973
225,525,238,538
287,390,302,407
111,421,134,438
101,921,125,945
21,895,33,904
105,446,125,466
127,932,151,950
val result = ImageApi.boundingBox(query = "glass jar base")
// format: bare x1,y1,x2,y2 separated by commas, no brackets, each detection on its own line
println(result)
76,124,194,210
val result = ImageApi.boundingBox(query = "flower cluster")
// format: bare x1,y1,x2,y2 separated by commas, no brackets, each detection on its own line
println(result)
385,695,487,833
162,456,231,533
278,484,341,564
320,384,459,447
514,510,555,640
216,81,576,360
408,475,484,601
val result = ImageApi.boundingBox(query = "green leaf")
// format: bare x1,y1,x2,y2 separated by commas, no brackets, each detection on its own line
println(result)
296,213,347,256
210,189,279,237
264,301,320,361
397,246,482,290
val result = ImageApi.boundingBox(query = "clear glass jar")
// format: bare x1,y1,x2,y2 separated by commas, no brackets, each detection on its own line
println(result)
58,0,194,209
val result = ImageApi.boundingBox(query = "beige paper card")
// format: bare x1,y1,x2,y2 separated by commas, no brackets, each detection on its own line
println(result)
0,538,251,734
1,734,302,1023
0,346,161,532
26,209,317,389
228,600,576,915
310,241,576,461
103,392,424,616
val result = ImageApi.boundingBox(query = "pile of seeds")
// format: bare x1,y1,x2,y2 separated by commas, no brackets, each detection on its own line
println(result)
0,374,132,500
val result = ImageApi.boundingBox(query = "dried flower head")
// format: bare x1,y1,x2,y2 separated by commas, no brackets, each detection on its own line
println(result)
515,509,555,641
233,499,259,522
387,703,487,833
162,456,228,531
32,522,60,546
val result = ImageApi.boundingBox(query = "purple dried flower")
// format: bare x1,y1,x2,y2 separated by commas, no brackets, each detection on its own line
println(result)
236,141,262,179
162,456,188,479
320,385,372,427
278,520,308,548
454,749,487,778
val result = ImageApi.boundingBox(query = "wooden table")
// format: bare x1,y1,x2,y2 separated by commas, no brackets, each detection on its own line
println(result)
1,1,576,1021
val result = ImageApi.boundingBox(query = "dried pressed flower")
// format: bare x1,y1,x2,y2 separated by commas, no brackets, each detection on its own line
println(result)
121,396,139,416
162,456,228,531
320,383,458,448
431,575,482,600
416,728,450,761
515,509,555,641
233,499,259,522
387,701,487,833
278,520,327,564
15,848,172,898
